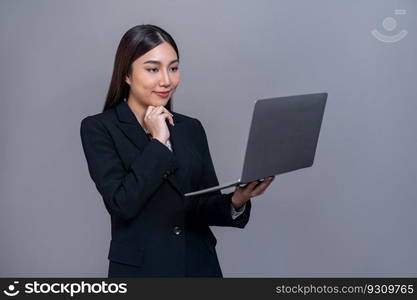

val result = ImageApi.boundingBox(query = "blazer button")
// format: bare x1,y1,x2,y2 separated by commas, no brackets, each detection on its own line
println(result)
164,169,173,179
173,226,182,235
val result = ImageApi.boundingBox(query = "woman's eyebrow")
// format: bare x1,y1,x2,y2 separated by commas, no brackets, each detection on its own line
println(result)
143,59,179,65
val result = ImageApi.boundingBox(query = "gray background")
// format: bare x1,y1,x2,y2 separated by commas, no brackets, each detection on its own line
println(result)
1,0,416,277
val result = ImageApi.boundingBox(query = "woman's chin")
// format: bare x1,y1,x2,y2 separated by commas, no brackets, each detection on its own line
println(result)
152,97,170,106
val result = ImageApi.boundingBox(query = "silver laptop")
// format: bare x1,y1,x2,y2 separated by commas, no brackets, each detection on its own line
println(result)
184,92,328,197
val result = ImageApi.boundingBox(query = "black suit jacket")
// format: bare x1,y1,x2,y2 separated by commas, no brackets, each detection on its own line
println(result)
80,101,251,277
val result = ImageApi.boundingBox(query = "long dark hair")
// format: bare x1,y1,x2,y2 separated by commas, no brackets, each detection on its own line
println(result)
103,24,179,112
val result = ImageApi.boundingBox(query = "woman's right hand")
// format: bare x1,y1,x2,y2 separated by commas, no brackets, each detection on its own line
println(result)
143,106,174,144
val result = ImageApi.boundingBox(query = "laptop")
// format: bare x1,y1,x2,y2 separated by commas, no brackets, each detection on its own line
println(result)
184,92,328,197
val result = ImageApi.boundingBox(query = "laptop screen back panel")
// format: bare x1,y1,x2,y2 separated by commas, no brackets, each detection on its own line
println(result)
240,93,327,183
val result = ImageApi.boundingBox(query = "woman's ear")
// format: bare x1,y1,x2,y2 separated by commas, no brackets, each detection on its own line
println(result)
125,75,131,85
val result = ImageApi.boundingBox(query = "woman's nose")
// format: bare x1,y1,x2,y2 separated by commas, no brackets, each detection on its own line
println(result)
159,70,171,86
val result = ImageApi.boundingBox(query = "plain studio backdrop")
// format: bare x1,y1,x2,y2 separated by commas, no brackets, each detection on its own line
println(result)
0,0,416,277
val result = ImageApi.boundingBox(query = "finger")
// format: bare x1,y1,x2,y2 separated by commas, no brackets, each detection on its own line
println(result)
149,106,164,117
265,177,274,184
159,112,174,126
164,113,174,126
159,107,174,125
260,176,275,184
251,179,274,196
160,106,174,117
259,177,274,189
243,181,259,193
251,182,269,196
153,106,173,118
144,106,157,121
145,105,155,117
249,178,271,195
241,177,274,192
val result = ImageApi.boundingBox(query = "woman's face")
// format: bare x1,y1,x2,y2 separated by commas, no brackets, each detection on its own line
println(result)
125,42,180,110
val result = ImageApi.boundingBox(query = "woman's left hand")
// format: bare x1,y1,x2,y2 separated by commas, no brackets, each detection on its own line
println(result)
231,176,276,209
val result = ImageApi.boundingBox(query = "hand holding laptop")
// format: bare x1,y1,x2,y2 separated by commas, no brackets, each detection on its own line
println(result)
231,176,276,209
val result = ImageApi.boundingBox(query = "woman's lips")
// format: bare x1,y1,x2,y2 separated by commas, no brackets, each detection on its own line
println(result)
154,91,171,98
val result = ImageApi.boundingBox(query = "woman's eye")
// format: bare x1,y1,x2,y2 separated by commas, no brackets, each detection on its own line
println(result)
146,67,178,73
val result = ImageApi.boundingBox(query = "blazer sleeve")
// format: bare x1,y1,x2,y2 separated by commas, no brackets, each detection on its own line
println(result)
80,116,177,221
188,119,252,228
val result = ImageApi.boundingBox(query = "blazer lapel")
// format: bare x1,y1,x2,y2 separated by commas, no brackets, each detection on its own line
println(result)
115,101,149,150
114,101,190,196
167,122,194,195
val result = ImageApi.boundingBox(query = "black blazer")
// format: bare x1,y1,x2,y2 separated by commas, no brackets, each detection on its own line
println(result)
80,101,251,277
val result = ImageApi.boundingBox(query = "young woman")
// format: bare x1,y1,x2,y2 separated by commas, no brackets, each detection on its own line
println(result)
80,24,275,277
